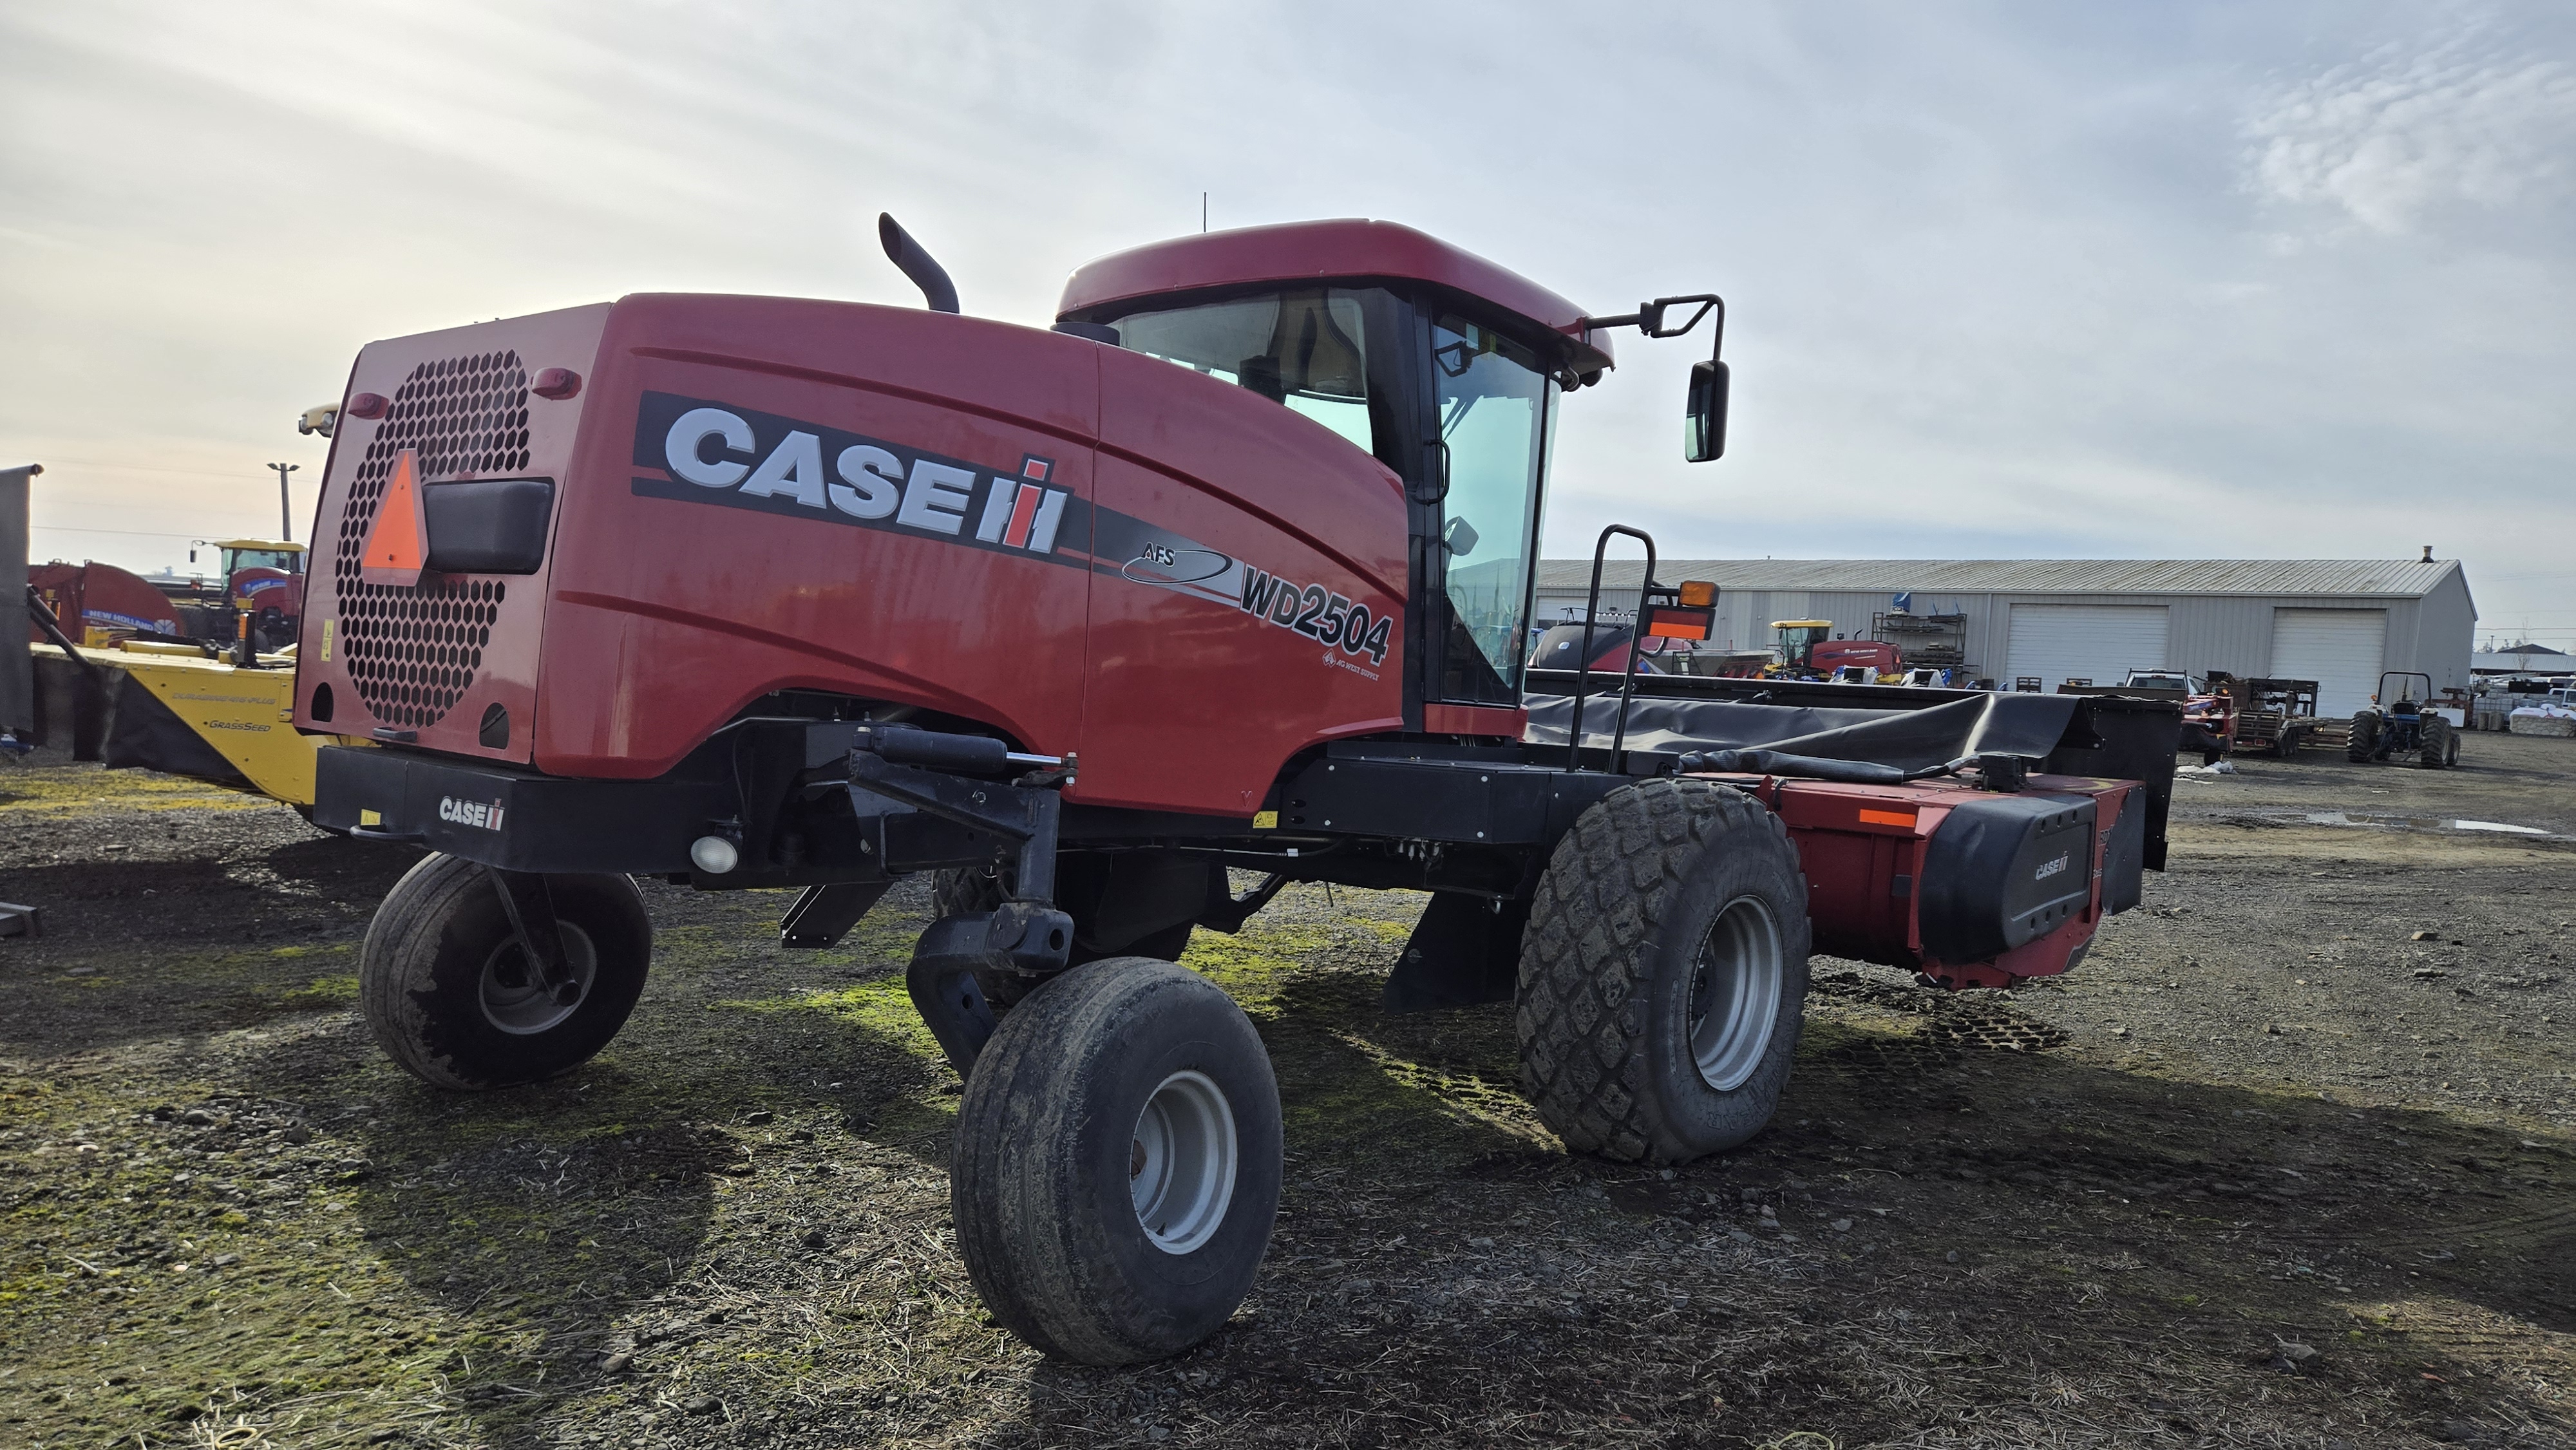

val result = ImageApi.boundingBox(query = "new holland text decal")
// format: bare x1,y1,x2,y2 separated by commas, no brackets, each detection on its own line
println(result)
634,391,1079,561
632,390,1399,678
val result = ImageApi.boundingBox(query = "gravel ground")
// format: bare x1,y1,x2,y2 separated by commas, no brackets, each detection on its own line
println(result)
2,733,2571,1449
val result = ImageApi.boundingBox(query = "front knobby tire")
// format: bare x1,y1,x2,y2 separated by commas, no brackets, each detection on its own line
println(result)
359,854,652,1091
1516,778,1812,1164
951,958,1282,1364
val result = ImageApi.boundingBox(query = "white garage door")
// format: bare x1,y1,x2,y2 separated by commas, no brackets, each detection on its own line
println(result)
2271,608,2387,717
2006,605,2172,692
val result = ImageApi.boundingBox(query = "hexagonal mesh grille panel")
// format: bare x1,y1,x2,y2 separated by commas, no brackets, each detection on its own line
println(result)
334,351,532,729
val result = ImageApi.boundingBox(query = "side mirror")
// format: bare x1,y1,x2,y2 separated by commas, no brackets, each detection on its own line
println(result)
1685,359,1729,462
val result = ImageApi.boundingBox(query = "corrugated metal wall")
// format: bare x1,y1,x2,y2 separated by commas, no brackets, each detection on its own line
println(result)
1530,578,2475,688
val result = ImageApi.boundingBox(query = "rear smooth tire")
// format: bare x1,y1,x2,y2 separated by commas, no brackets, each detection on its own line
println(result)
2418,714,2454,769
1516,778,1812,1164
359,854,652,1091
951,958,1281,1364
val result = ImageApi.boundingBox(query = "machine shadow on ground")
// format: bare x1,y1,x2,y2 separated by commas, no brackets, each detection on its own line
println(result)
996,977,2575,1448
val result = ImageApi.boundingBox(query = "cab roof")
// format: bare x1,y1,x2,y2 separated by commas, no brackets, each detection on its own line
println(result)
1057,219,1613,373
214,539,304,552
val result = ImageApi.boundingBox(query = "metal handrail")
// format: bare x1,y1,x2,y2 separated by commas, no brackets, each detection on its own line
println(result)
1563,525,1656,772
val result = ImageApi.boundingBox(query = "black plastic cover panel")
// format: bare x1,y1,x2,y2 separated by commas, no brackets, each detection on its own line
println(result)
1523,688,2083,772
1918,793,2097,963
422,478,555,574
2099,787,2146,916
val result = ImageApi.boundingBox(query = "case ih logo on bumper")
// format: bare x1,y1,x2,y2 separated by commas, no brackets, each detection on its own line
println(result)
634,391,1074,559
439,796,507,831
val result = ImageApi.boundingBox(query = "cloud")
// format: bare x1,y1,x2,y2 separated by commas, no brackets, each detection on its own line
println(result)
6,2,2576,646
2244,26,2576,236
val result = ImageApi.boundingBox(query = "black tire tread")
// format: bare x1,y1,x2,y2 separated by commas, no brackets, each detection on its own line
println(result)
359,855,649,1091
951,958,1273,1364
361,855,506,1089
2418,714,2453,769
1515,778,1806,1163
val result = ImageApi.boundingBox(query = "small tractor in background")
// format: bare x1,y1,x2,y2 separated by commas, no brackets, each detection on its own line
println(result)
2349,671,2458,767
291,216,2170,1366
176,539,307,657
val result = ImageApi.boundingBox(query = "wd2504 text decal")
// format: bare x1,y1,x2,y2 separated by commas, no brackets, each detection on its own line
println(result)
1237,569,1394,668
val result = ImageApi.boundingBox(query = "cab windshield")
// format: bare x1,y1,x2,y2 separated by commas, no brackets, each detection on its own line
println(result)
223,547,301,574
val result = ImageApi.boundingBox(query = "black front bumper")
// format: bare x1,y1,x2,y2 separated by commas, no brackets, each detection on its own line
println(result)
314,746,727,874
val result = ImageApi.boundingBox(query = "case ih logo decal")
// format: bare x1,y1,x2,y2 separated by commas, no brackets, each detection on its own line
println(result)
439,796,507,831
632,390,1400,677
634,391,1074,559
2032,853,2070,881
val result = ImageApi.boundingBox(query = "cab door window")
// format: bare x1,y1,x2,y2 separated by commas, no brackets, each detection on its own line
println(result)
1432,314,1554,702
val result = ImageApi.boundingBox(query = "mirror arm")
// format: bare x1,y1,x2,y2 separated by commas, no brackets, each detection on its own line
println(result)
1583,294,1725,345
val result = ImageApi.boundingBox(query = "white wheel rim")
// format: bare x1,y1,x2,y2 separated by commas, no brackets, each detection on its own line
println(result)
1130,1069,1238,1255
478,922,597,1036
1688,896,1785,1091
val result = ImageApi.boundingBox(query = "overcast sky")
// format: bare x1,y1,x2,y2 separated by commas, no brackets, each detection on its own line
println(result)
6,1,2573,645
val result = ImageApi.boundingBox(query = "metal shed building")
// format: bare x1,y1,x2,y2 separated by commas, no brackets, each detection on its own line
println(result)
1531,558,2477,717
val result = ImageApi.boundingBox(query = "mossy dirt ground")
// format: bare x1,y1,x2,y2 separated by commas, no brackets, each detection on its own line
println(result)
3,741,2573,1448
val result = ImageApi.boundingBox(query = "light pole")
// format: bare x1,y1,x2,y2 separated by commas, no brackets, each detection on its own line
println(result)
3,463,44,742
268,462,298,542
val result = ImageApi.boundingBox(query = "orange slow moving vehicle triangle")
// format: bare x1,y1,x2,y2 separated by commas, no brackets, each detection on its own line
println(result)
359,449,428,586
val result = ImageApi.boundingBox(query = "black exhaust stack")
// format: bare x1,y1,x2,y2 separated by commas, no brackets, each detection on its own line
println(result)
878,213,959,315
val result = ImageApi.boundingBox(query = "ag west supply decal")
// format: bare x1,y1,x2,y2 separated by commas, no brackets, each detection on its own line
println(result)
632,391,1395,670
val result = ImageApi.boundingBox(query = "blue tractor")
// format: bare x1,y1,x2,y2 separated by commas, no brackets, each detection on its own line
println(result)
2347,672,2458,769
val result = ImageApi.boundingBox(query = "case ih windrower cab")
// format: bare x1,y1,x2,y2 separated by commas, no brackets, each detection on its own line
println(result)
298,217,2174,1364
